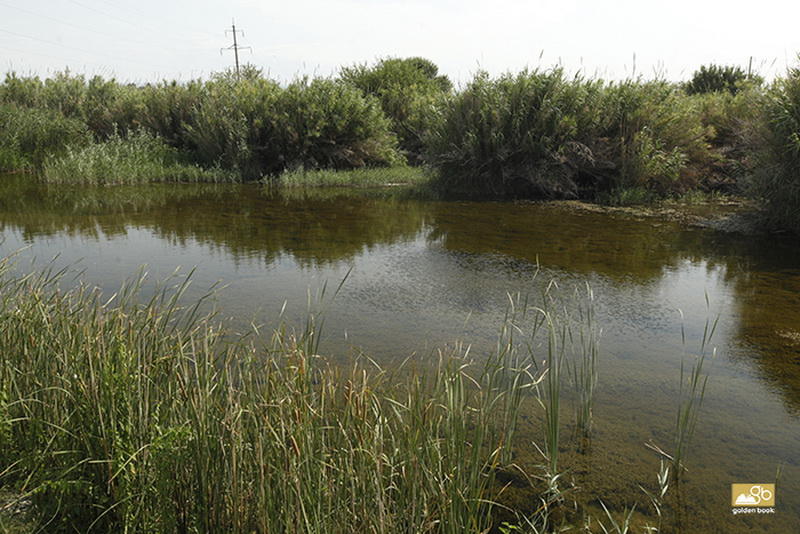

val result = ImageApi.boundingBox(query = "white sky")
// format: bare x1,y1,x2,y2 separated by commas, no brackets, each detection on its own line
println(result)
1,0,799,85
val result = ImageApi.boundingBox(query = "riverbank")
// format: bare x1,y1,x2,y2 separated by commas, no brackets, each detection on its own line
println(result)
3,61,800,233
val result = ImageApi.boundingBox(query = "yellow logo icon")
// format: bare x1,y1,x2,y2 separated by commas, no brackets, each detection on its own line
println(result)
731,484,775,507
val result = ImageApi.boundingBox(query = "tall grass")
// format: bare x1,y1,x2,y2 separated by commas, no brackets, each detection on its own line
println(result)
670,305,716,483
0,258,559,533
568,284,599,441
273,166,431,188
749,66,800,232
41,130,235,185
0,103,90,172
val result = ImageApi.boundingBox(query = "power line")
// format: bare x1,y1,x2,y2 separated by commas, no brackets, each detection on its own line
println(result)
0,26,174,71
0,1,151,47
62,0,168,37
89,0,221,41
220,20,251,79
0,43,113,71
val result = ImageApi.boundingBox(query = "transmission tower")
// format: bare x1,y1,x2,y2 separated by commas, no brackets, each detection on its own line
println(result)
221,20,251,79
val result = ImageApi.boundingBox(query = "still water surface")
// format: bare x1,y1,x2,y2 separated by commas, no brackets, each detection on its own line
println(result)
0,177,798,533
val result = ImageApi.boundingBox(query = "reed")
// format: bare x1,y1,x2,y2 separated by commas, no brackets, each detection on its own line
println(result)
749,65,800,233
274,166,431,188
671,304,717,482
0,257,561,534
41,130,235,185
568,284,600,441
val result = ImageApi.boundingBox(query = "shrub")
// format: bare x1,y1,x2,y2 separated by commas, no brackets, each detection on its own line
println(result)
277,77,401,170
685,64,761,95
0,103,91,171
427,69,601,197
183,74,282,177
185,75,401,179
748,67,800,232
341,57,451,163
427,70,716,198
592,81,713,194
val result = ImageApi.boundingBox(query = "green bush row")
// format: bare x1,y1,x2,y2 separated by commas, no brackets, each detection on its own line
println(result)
5,60,800,231
425,69,763,198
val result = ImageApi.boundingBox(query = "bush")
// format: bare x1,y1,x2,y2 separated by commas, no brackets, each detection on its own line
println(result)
748,67,800,232
685,64,760,95
185,75,401,179
342,57,452,163
592,81,713,194
42,130,234,185
427,69,601,197
427,70,714,198
0,103,91,171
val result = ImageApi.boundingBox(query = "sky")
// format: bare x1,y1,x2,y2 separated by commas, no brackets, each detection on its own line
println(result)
1,0,800,85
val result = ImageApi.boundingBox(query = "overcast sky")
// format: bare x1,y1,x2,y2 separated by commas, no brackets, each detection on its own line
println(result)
2,0,799,85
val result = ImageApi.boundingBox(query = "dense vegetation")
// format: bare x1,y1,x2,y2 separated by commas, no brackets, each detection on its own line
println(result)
748,67,800,233
0,258,556,533
1,58,800,230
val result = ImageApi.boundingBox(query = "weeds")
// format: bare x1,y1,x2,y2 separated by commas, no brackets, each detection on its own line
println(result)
749,65,800,233
41,130,235,185
0,257,562,533
273,165,431,187
569,284,600,441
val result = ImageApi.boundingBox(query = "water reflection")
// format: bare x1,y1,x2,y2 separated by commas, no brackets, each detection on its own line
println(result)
0,175,798,532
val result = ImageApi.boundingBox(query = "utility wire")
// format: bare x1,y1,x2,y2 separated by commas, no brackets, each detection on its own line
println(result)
0,43,113,71
90,0,221,40
0,26,175,70
62,0,163,35
63,0,218,44
0,1,152,47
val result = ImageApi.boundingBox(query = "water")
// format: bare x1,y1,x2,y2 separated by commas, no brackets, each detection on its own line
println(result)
0,176,797,533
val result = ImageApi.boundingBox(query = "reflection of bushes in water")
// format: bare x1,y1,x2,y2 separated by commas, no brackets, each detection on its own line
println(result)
423,202,735,283
0,179,430,267
145,190,430,267
0,175,231,240
725,243,800,414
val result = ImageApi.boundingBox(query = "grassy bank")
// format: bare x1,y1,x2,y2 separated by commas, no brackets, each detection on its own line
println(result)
4,58,800,231
273,165,432,187
41,131,236,185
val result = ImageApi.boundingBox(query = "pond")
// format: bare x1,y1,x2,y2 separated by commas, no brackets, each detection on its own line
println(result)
0,175,797,533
